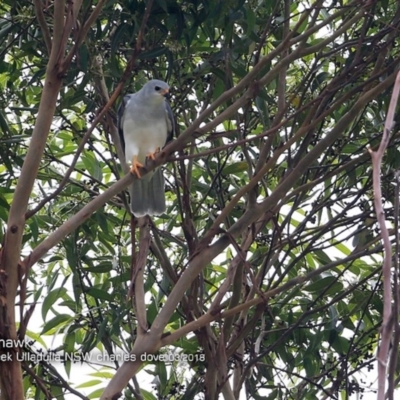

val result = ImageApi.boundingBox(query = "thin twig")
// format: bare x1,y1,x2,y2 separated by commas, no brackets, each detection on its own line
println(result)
33,0,52,54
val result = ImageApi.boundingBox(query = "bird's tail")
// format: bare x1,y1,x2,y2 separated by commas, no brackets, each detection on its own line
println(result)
129,168,166,217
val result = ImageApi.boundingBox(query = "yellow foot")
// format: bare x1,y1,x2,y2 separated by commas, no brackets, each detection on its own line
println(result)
147,148,160,161
130,156,143,178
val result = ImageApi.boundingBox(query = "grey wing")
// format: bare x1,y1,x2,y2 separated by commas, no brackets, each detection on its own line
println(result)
164,100,175,145
117,94,132,153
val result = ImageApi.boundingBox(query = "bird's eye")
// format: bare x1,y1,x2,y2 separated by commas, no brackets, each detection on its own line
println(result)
155,86,161,91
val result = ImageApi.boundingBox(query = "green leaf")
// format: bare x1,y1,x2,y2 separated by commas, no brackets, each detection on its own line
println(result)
303,356,317,377
303,276,337,293
222,161,248,175
88,388,105,399
24,329,47,348
138,47,167,59
141,389,157,400
41,314,72,334
76,380,102,389
89,371,114,379
85,287,114,302
83,262,113,273
255,95,269,128
82,150,102,181
78,44,89,73
42,288,68,321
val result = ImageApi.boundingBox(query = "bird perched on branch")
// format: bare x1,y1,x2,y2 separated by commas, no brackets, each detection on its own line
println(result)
118,79,174,217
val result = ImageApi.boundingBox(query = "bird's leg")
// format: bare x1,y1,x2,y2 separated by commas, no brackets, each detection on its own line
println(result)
130,155,143,178
146,147,161,160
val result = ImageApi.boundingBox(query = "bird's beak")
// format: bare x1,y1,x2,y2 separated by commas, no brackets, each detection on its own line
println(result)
160,88,169,97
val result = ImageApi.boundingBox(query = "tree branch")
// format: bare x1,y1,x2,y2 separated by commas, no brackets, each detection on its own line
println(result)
372,70,400,400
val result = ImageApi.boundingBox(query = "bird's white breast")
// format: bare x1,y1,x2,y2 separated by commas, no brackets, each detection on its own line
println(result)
123,96,168,165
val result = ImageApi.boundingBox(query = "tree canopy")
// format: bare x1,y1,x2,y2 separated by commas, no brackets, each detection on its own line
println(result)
0,0,400,399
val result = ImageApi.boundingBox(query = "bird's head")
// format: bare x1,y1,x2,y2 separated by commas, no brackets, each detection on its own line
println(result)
141,79,170,102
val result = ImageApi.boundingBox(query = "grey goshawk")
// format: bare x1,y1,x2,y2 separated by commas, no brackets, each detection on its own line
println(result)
118,80,174,217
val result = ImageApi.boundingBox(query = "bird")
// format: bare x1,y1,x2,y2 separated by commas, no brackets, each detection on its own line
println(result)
117,79,174,217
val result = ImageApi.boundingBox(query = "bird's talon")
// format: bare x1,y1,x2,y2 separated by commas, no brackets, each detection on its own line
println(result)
147,148,160,161
130,157,143,178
